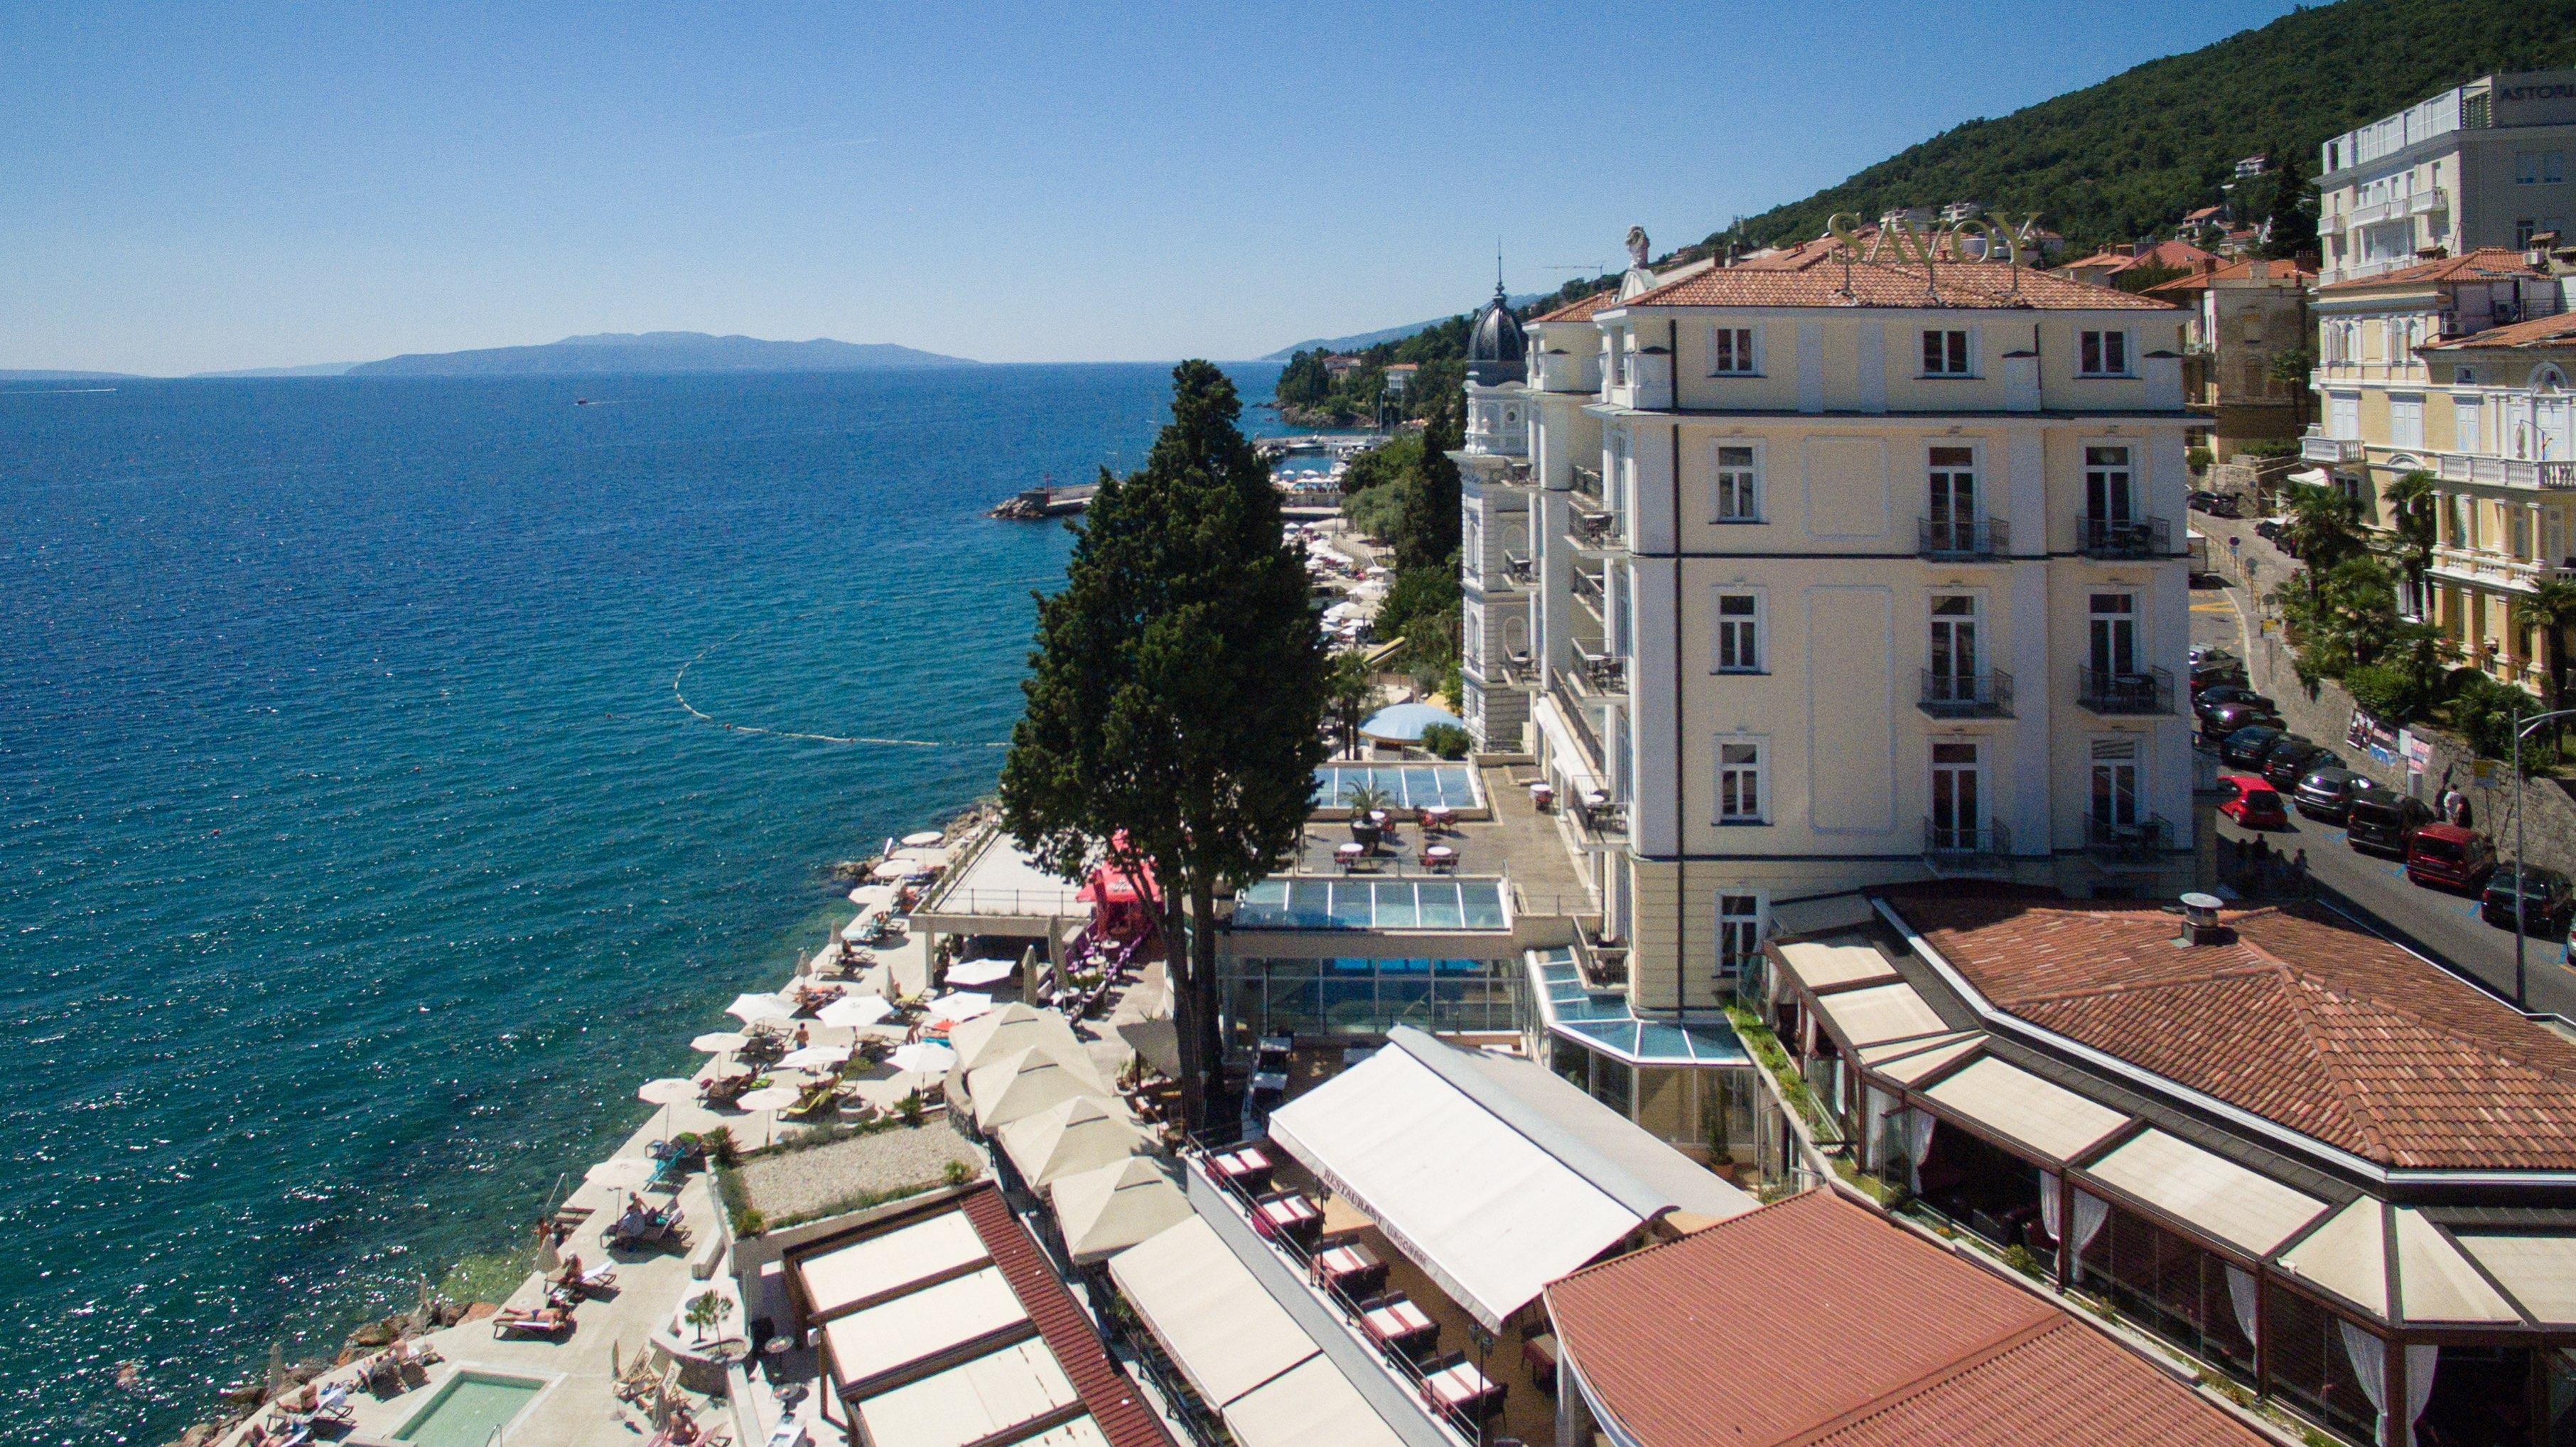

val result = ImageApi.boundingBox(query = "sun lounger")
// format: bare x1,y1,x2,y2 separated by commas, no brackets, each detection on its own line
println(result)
492,1306,575,1338
610,1202,684,1250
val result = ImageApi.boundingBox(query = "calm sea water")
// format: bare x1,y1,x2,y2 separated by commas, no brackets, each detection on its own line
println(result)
0,362,1288,1443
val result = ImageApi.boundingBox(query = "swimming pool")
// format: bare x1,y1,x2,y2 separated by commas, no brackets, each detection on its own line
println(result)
1313,764,1481,811
392,1370,546,1447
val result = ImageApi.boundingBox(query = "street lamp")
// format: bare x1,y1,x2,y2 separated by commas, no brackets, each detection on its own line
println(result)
2510,708,2576,1006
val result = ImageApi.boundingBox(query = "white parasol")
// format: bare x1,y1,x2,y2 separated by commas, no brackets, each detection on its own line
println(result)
634,1078,698,1134
870,859,912,881
689,1032,748,1055
888,1041,956,1077
735,1085,802,1114
777,1043,852,1072
924,991,993,1024
944,957,1016,989
726,994,792,1026
586,1156,655,1189
818,995,895,1028
902,831,943,847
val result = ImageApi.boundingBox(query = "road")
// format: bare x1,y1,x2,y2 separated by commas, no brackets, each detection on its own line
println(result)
2187,515,2576,1021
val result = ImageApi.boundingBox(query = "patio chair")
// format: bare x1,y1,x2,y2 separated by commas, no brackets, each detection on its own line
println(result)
701,1072,757,1108
787,1080,841,1118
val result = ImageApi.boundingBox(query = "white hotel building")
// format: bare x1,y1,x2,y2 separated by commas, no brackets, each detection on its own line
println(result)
1456,235,2200,1013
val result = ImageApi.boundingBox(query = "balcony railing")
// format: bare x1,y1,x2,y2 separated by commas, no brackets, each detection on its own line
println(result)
1923,819,2010,866
1571,510,1623,549
2075,514,2170,559
2432,451,2576,490
1502,550,1533,583
1917,517,2009,560
1570,464,1603,500
1570,647,1625,694
2076,665,2172,715
1919,669,2014,718
2085,812,2172,864
2301,433,2366,464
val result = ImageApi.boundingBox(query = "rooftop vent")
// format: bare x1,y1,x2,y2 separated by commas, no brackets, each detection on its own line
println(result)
2177,891,2231,947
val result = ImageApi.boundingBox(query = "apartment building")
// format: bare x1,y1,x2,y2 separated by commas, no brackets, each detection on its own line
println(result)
2150,257,2314,456
2303,247,2564,672
1458,233,2199,1026
2317,70,2576,285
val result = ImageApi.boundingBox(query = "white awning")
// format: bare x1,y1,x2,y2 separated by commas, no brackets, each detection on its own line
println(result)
822,1266,1026,1384
1531,693,1605,800
1774,940,1898,993
968,1048,1116,1134
1106,1217,1319,1409
2287,467,2334,487
1811,980,1950,1050
798,1210,991,1316
1921,1057,2127,1164
856,1340,1079,1447
2081,1129,2329,1257
2457,1233,2576,1325
1858,1032,1983,1086
2278,1200,2521,1325
1219,1356,1408,1447
1262,1029,1751,1330
1048,1158,1194,1266
996,1094,1150,1190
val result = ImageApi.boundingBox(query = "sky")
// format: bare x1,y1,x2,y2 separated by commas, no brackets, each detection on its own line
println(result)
1,1,2307,375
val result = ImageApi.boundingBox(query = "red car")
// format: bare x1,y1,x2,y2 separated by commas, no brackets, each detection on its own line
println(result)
2216,774,2288,829
2405,824,2496,892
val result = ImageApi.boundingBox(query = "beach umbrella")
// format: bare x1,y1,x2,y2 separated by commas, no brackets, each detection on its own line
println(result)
945,1005,1104,1098
870,859,912,881
777,1043,851,1072
587,1156,656,1189
689,1032,748,1055
734,1083,804,1148
726,994,792,1026
635,1077,699,1135
996,1094,1150,1190
888,1041,955,1077
818,995,895,1029
944,957,1015,989
924,991,993,1024
902,830,943,848
969,1048,1115,1133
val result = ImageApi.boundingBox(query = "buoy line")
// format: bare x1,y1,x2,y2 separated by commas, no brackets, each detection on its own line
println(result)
672,629,1009,749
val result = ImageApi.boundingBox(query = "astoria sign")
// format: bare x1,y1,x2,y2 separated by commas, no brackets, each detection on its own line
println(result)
1826,210,2044,267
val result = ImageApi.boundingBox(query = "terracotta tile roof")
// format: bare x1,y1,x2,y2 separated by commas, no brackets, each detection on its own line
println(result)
2319,246,2545,292
1881,889,2576,1169
1543,1191,2268,1447
2423,308,2576,350
1531,289,1618,323
2144,257,2315,295
1613,239,2172,312
959,1185,1177,1447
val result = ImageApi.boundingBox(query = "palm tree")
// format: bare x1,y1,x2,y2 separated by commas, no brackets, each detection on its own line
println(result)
2511,576,2576,715
1325,650,1375,758
2380,469,2439,617
2280,480,2366,579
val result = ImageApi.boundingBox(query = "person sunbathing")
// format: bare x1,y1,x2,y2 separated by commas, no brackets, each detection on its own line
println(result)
494,1303,572,1334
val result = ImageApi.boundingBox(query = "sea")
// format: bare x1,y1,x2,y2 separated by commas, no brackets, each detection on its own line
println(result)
0,361,1295,1443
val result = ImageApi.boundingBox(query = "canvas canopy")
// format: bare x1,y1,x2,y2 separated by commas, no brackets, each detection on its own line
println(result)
997,1094,1150,1190
1775,940,1898,993
1921,1056,2128,1165
1263,1026,1750,1331
822,1266,1025,1383
2082,1129,2329,1257
797,1211,991,1316
856,1340,1079,1447
1531,695,1605,800
1049,1158,1193,1266
1811,980,1949,1050
947,1004,1105,1098
1107,1217,1320,1408
969,1047,1116,1133
1219,1356,1408,1447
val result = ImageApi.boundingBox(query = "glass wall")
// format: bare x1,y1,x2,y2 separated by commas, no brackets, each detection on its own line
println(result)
2073,1194,2258,1384
1541,1036,1758,1159
1218,957,1520,1048
2265,1283,2381,1446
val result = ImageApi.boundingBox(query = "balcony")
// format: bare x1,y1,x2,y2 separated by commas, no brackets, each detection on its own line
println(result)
2432,451,2576,490
2074,515,2170,559
2085,812,2173,865
1568,645,1625,696
2427,544,2571,591
2302,432,2366,465
1570,508,1624,550
1917,517,2010,561
2076,665,2172,715
1502,550,1534,583
2407,186,2449,217
1570,464,1604,502
1919,669,2014,718
1923,819,2010,871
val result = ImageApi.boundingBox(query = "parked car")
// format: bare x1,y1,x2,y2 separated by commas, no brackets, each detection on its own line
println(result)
2406,824,2497,892
2194,684,2276,721
2221,726,2291,768
2481,865,2575,932
2291,768,2368,822
2189,645,2237,669
2253,517,2283,543
2203,704,2285,743
2346,792,2435,856
2202,493,2241,518
2190,658,2250,694
2263,742,2344,790
2216,774,2290,829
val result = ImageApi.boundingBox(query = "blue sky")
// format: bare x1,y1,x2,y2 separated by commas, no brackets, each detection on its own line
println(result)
1,1,2302,375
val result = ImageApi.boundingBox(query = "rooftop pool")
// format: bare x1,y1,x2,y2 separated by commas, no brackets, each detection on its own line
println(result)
392,1370,546,1447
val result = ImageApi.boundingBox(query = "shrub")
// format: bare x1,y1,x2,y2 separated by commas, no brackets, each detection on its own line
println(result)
898,1090,926,1127
2187,445,2214,474
2342,661,2422,724
942,1158,974,1187
1418,722,1471,759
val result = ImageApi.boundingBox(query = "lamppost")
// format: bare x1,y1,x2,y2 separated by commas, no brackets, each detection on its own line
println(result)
2510,708,2576,1006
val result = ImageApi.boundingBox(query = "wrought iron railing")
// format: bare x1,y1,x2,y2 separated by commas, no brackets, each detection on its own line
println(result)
2075,665,2171,715
1919,669,2013,717
2076,514,2170,558
1917,517,2009,559
1922,818,2010,862
2084,812,2172,863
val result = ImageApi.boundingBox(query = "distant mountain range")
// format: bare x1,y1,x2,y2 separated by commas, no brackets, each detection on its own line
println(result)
0,369,134,382
1261,299,1550,361
347,332,976,377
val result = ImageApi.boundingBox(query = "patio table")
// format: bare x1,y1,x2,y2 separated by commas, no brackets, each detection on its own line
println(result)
1212,1145,1273,1193
1313,1242,1386,1296
1423,1360,1500,1416
1362,1298,1436,1353
1419,805,1457,830
1255,1193,1320,1244
1420,844,1457,873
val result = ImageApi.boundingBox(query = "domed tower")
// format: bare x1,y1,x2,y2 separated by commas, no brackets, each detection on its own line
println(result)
1465,278,1528,387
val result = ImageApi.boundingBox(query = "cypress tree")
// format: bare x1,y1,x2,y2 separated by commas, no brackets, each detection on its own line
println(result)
1001,361,1327,1131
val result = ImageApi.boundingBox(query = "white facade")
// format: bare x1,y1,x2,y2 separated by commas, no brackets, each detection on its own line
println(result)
2317,70,2576,284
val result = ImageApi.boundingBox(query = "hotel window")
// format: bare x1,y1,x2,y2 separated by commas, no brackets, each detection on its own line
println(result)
2454,394,2484,453
2513,508,2534,561
2090,737,2140,829
2089,593,2138,678
2519,150,2567,185
1922,329,1972,376
2390,393,2425,450
2327,392,2361,441
1716,893,1763,983
1714,591,1762,673
1716,740,1765,824
1713,444,1762,522
2079,330,2130,377
1929,741,1983,847
1710,326,1759,375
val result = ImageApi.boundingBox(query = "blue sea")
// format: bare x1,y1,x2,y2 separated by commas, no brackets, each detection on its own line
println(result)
0,362,1288,1443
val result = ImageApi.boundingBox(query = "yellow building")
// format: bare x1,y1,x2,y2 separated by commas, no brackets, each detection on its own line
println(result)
2307,247,2569,687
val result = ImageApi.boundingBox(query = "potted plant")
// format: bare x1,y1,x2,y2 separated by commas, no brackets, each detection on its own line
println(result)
1343,782,1391,847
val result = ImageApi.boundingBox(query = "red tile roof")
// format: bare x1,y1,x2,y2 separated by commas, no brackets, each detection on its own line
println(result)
1544,1191,2268,1447
2423,308,2576,350
1531,289,1619,323
1882,889,2576,1169
1614,238,2171,312
2144,257,2315,295
2319,247,2545,292
955,1186,1177,1446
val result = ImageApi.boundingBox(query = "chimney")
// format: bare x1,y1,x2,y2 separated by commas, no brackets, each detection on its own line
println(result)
2177,892,2231,946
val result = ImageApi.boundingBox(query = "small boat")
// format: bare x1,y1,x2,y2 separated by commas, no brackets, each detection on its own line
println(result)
574,398,593,406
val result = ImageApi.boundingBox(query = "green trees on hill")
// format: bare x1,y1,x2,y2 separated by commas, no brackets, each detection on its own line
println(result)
1341,398,1465,699
1710,0,2576,254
